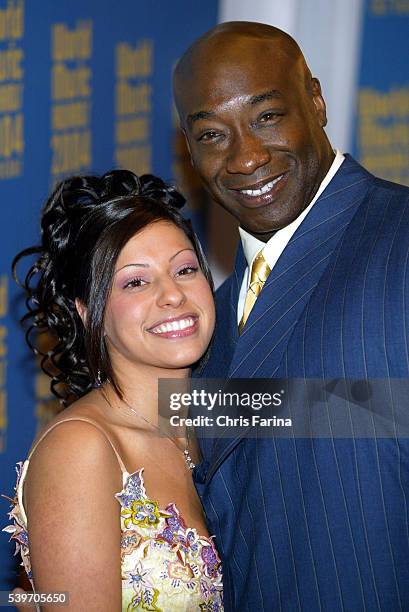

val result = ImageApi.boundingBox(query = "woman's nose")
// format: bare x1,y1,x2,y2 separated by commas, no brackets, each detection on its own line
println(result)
156,277,187,308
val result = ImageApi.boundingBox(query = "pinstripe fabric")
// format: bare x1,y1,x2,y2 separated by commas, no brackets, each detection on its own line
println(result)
194,156,409,611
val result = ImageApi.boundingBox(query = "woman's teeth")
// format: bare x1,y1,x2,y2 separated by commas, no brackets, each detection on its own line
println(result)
150,317,195,334
240,175,283,197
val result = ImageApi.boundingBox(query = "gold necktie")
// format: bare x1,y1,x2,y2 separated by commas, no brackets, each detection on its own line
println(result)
239,250,271,333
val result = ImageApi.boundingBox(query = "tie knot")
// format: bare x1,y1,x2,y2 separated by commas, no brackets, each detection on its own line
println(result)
239,250,271,333
250,250,271,286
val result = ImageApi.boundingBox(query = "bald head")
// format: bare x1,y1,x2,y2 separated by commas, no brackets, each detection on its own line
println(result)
174,22,310,117
173,21,334,240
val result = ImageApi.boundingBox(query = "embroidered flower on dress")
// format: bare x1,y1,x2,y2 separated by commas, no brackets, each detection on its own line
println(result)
4,463,224,611
2,462,32,579
116,469,172,530
121,529,143,560
121,499,166,529
156,504,194,550
199,602,223,612
116,471,146,509
201,541,221,579
117,471,223,607
124,560,161,611
167,560,195,583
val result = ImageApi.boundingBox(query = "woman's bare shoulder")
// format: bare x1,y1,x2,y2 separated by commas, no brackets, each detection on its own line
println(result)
25,398,123,501
23,395,123,609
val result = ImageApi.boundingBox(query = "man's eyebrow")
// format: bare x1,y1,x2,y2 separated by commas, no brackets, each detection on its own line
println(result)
187,110,215,125
186,90,282,125
249,90,283,105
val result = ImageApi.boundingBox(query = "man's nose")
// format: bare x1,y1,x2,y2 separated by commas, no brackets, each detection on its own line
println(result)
156,277,187,308
226,131,270,175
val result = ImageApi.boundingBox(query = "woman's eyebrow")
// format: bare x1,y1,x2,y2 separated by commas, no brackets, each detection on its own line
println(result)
114,249,195,274
169,248,195,262
114,262,149,274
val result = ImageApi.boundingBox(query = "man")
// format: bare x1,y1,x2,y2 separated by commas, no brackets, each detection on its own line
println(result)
174,22,409,611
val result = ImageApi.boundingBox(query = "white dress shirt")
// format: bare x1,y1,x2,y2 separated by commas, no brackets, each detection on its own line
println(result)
237,150,345,324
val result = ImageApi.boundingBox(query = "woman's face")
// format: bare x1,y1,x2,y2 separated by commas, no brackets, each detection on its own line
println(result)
104,220,215,374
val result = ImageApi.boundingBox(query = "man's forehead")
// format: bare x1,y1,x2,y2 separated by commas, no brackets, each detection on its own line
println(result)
175,26,301,80
176,47,299,121
184,33,294,73
175,35,298,92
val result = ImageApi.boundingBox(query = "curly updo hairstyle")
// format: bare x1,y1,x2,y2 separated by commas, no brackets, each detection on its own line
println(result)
13,170,213,404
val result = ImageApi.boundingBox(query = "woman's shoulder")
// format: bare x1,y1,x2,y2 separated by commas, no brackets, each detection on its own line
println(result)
22,421,124,531
26,396,125,486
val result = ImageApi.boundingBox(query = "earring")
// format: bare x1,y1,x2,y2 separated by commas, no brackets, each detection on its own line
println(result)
93,369,103,388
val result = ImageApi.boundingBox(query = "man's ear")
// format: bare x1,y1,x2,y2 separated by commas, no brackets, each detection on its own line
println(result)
311,78,328,127
75,298,87,327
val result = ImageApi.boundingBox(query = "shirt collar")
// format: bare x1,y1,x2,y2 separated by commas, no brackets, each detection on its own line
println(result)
239,149,345,268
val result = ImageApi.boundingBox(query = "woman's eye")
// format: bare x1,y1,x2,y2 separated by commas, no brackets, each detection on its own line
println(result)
176,265,198,277
123,277,147,289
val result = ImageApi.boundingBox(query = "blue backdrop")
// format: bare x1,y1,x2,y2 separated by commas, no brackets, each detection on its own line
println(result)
1,0,408,596
0,0,217,592
353,0,409,186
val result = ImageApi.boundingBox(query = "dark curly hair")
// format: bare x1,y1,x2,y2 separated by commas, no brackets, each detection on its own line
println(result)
13,170,213,404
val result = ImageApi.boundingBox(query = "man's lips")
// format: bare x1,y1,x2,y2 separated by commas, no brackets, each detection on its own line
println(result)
147,314,199,338
227,172,288,206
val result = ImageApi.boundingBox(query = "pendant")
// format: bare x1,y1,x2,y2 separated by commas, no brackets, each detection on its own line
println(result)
183,448,196,470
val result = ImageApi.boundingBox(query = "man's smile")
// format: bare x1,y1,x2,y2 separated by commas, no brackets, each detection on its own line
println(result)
227,172,289,207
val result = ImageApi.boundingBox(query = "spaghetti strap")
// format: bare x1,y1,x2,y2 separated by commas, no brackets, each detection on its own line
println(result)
28,417,128,474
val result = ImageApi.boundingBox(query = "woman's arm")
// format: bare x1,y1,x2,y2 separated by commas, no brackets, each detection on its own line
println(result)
24,420,123,611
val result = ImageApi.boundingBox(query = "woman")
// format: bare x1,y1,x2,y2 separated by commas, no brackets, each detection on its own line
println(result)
4,170,222,610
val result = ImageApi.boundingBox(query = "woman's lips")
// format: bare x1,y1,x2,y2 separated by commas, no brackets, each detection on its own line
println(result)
147,315,199,338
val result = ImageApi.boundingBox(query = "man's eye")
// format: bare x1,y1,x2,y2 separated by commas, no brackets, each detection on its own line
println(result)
123,277,147,289
198,130,220,142
258,111,282,123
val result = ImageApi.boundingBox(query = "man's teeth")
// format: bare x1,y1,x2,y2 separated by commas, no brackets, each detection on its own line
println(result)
240,175,283,197
151,317,195,334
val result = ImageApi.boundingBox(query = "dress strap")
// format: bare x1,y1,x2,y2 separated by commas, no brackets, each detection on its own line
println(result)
27,417,128,473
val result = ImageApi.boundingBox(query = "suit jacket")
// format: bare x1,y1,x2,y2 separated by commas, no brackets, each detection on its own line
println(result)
195,156,409,611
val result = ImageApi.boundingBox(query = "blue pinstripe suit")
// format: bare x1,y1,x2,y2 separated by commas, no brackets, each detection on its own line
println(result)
195,156,409,611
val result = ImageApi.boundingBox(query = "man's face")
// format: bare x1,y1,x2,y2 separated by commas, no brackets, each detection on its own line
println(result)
177,39,333,240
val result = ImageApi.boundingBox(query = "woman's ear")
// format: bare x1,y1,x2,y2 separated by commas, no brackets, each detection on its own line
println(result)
75,298,87,327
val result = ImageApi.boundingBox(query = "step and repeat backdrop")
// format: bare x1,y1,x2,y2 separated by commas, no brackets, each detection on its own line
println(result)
0,0,408,593
0,0,217,590
352,0,409,186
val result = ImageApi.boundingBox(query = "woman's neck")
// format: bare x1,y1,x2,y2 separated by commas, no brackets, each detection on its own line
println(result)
103,362,191,427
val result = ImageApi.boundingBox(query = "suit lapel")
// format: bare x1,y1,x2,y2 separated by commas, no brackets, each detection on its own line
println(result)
205,156,374,482
228,155,372,378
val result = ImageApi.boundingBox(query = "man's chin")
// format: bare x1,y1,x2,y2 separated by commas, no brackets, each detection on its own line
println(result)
239,204,306,239
239,222,279,242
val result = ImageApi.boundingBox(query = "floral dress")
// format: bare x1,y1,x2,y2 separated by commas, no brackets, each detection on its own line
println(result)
3,418,223,611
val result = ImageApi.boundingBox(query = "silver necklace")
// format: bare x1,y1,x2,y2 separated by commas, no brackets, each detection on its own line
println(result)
105,393,196,471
